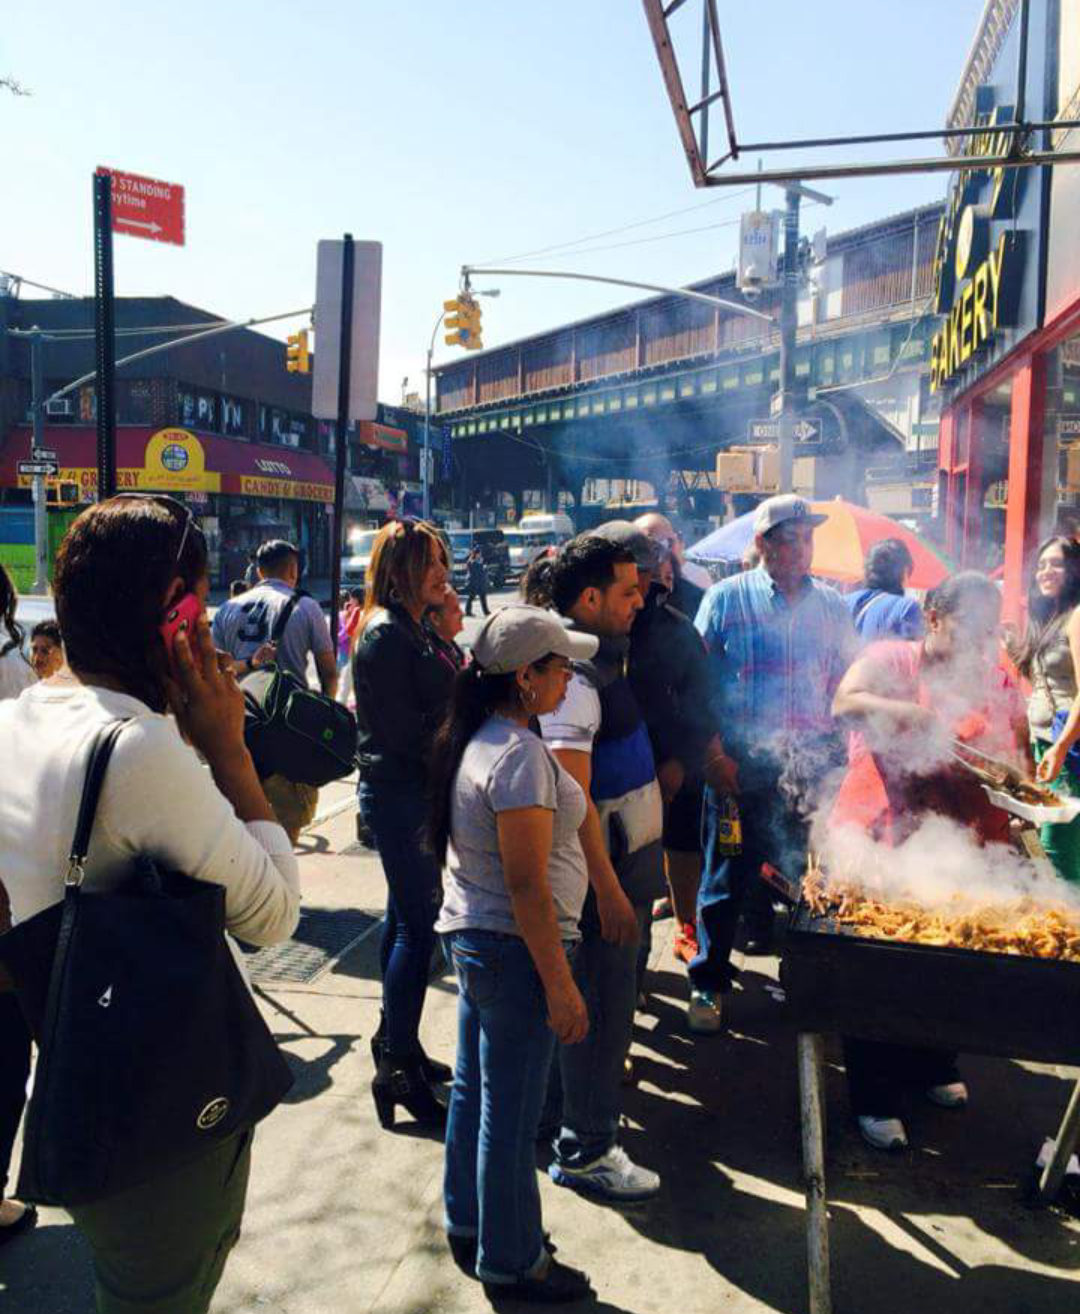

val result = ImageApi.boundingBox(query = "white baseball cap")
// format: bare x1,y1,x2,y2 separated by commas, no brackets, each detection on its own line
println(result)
471,605,598,674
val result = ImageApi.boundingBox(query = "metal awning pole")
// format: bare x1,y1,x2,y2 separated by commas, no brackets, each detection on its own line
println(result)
798,1032,832,1314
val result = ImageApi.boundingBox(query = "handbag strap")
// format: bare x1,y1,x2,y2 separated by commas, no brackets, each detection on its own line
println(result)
67,720,130,884
270,588,306,646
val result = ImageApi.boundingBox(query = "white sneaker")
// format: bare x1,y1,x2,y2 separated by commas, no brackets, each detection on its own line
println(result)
858,1115,908,1151
927,1081,969,1108
549,1144,660,1201
687,989,723,1034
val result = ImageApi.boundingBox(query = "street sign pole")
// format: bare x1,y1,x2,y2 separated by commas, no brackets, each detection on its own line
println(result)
30,329,48,593
777,186,801,494
329,234,355,654
93,171,117,500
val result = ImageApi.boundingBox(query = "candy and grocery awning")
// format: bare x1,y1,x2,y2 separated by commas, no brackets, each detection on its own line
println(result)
0,426,336,503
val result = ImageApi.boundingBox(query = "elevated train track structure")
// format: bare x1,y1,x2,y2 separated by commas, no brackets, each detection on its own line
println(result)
434,204,945,522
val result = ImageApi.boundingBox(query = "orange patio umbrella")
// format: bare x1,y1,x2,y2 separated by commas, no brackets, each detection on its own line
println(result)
808,499,950,590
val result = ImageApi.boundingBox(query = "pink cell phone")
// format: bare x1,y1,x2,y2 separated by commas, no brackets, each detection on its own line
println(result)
160,592,202,670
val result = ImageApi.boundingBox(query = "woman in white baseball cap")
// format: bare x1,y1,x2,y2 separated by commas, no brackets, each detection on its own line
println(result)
428,605,598,1302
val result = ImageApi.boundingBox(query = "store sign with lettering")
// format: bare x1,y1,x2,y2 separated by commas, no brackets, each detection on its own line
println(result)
929,93,1029,393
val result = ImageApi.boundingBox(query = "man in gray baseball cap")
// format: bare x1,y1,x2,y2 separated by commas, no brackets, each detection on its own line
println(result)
472,604,598,673
684,492,856,1035
586,520,660,574
752,493,827,537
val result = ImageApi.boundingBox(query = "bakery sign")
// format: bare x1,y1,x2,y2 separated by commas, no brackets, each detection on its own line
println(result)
929,95,1029,393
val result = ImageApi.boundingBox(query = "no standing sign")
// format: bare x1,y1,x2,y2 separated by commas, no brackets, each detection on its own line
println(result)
95,166,186,246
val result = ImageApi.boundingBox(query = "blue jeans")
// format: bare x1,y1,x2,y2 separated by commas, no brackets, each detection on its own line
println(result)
358,778,441,1057
690,780,808,993
443,930,558,1285
545,902,649,1168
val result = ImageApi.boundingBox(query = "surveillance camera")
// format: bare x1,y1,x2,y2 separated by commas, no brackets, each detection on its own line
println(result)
741,281,763,302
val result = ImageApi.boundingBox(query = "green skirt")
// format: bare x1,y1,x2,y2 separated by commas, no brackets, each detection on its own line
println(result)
1031,739,1080,884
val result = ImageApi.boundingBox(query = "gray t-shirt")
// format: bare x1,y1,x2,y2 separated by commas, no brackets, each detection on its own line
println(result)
436,716,589,940
212,580,333,685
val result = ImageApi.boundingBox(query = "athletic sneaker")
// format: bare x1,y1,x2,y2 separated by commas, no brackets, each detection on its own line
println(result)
927,1081,969,1108
858,1115,908,1150
549,1144,660,1202
687,989,723,1033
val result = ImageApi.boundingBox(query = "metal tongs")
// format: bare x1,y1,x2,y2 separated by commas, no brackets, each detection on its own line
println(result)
948,739,1029,791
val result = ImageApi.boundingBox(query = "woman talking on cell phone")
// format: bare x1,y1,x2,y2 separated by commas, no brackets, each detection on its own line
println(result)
0,496,300,1313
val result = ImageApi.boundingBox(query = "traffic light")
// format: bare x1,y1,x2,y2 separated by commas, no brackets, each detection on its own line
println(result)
444,297,469,347
464,298,483,351
444,295,483,350
286,328,310,374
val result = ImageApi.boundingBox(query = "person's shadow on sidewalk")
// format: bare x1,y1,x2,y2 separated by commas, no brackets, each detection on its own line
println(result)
613,959,1080,1312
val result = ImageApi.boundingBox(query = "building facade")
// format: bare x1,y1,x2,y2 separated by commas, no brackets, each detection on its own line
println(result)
934,0,1080,617
0,295,336,587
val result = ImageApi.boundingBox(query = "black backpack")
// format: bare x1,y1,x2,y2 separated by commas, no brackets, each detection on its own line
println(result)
241,591,358,788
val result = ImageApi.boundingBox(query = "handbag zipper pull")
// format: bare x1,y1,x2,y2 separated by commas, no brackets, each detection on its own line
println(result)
65,859,86,888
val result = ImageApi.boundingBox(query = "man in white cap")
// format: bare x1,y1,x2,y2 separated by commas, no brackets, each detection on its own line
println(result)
687,495,857,1032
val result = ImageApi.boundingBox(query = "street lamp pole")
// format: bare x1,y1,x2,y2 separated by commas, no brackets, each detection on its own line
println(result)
422,309,445,522
423,289,498,522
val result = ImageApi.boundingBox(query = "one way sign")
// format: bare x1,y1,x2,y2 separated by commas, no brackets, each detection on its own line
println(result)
747,417,822,443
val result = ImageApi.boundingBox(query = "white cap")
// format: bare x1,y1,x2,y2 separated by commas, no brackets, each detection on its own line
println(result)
471,605,599,674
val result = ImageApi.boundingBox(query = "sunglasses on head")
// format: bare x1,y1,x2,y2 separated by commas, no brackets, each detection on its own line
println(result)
110,492,196,566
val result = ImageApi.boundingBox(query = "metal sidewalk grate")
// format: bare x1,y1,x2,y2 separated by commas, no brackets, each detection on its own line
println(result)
245,907,379,985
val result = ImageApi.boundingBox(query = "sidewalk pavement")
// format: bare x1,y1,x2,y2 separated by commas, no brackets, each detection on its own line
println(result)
5,794,1080,1314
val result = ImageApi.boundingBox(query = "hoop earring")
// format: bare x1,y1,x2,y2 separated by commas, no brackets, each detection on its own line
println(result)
524,686,538,709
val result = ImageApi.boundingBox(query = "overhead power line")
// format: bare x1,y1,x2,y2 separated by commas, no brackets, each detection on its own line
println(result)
478,184,757,266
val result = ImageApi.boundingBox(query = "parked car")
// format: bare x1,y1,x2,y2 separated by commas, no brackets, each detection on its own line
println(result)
340,528,381,592
341,523,453,594
504,512,575,580
448,528,510,589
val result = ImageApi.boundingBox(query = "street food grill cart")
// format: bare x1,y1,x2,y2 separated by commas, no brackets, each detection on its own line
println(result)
782,878,1080,1313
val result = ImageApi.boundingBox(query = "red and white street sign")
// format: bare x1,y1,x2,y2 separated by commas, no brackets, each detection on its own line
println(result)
95,167,185,247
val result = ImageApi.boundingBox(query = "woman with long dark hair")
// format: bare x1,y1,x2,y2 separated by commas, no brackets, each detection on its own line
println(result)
352,519,454,1128
1011,535,1080,881
0,496,299,1310
0,564,33,700
431,604,595,1303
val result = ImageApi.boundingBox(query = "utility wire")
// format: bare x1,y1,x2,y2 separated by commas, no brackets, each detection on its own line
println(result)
478,185,757,266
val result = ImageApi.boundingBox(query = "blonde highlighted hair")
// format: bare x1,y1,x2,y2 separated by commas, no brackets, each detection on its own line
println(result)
359,520,448,631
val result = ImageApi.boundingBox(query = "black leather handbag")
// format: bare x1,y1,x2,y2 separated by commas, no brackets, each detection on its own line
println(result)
0,720,294,1207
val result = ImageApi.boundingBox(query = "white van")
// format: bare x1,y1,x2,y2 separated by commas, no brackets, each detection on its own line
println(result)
505,512,575,580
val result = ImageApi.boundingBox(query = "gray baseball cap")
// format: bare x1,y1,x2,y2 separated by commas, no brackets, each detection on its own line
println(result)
753,494,827,536
587,520,660,570
471,604,599,675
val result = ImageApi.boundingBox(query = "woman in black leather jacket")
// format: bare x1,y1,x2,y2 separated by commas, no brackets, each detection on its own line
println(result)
353,521,454,1129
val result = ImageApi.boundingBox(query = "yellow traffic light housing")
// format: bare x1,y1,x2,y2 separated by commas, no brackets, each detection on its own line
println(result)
466,300,482,350
444,297,468,347
444,295,483,349
286,328,310,374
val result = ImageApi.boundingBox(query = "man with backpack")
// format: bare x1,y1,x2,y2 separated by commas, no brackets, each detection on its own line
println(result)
213,540,338,696
213,540,343,841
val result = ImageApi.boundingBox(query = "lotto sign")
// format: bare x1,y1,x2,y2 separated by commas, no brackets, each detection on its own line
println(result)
96,167,186,246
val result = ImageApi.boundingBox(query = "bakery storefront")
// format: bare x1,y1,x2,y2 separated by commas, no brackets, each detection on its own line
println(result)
0,425,336,587
934,0,1080,620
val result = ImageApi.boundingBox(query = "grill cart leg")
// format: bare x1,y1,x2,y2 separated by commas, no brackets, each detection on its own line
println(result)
1038,1074,1080,1203
798,1031,832,1314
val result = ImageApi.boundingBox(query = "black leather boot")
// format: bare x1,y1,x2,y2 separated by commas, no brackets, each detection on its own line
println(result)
371,1055,448,1130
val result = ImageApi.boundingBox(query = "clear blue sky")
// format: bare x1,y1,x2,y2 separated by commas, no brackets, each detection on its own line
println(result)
3,1,986,401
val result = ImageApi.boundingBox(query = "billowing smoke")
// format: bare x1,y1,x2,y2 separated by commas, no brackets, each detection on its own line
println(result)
814,812,1080,915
